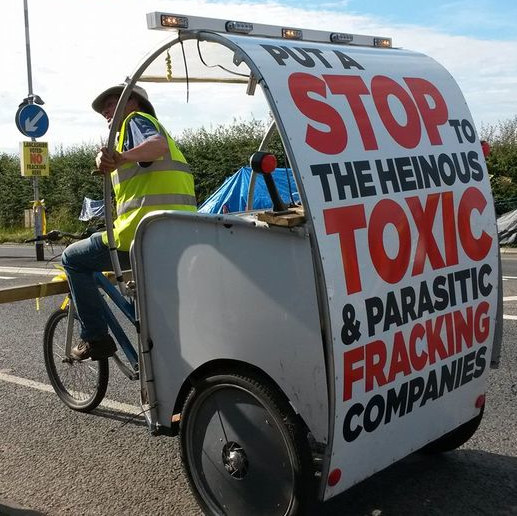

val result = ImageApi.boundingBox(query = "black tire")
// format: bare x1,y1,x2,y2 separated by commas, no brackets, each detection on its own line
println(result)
179,373,314,516
43,308,109,412
421,406,484,454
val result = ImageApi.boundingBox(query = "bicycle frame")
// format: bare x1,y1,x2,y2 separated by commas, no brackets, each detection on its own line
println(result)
64,271,139,379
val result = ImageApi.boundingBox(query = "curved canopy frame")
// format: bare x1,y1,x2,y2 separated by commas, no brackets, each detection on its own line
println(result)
103,30,313,293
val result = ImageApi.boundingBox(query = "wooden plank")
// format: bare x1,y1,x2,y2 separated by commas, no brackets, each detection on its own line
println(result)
0,271,133,305
256,207,306,227
0,280,69,304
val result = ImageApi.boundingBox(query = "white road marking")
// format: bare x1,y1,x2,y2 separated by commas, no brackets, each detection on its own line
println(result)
0,276,15,280
0,371,141,415
503,276,517,280
0,266,59,277
503,296,517,301
503,314,517,320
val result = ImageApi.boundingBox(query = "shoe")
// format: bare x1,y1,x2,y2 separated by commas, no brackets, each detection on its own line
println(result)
71,335,116,361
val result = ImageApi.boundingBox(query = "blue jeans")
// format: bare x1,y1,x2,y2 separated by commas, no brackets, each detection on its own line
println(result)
61,233,130,341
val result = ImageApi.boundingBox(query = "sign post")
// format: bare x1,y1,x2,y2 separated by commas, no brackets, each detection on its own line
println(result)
19,0,48,261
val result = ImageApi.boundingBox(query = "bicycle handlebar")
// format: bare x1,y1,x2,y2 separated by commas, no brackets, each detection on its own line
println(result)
25,229,88,243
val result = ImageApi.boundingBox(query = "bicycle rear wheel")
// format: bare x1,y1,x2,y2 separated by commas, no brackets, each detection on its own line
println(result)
43,308,109,412
180,372,314,515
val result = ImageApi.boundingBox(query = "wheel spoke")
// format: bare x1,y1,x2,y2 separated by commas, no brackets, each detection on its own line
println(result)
44,309,109,411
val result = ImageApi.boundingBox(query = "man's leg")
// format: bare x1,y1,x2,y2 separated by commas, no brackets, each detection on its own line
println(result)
61,233,128,359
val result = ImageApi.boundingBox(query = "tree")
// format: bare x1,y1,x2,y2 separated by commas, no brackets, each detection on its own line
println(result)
41,144,102,220
481,116,517,214
0,153,33,227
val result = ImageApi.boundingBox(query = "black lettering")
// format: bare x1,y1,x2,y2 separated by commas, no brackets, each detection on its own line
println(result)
311,163,333,202
454,268,471,303
471,267,479,300
410,155,424,189
447,272,457,306
452,152,471,183
437,153,456,186
449,119,463,143
354,161,376,197
421,369,439,406
454,356,464,388
478,263,493,297
384,383,408,423
363,395,385,433
333,51,365,70
474,346,487,378
439,358,458,396
384,291,403,331
365,296,383,337
468,150,483,181
334,162,359,199
406,376,425,413
283,46,316,67
304,48,333,68
461,119,476,143
417,282,434,318
400,285,417,324
418,154,441,188
460,351,476,386
433,275,449,311
343,403,363,442
375,158,400,194
395,157,417,191
261,44,290,65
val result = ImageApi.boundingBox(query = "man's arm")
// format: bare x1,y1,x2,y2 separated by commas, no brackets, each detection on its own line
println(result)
96,134,168,173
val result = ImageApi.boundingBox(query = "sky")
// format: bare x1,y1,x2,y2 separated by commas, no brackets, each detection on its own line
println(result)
1,0,516,156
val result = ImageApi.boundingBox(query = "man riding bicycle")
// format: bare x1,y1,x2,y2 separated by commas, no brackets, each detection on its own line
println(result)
62,84,196,361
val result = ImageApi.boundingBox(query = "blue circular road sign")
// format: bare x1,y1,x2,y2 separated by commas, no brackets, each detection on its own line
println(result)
15,103,49,138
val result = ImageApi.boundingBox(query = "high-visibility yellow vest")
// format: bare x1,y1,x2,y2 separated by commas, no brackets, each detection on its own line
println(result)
102,111,196,251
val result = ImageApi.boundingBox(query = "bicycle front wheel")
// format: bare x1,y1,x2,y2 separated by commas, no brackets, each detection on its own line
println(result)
43,308,109,412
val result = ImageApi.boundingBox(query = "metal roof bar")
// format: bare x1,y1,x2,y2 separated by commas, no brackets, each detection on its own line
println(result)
146,12,392,48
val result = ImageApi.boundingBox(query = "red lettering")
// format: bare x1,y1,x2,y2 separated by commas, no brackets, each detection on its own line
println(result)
406,194,445,275
458,187,493,261
408,323,427,371
324,204,367,294
324,75,378,151
441,191,459,266
30,152,42,164
444,312,455,356
405,77,448,145
343,346,364,401
372,75,421,148
288,72,346,154
454,306,474,352
387,331,412,382
365,339,387,393
426,314,448,364
368,200,411,284
474,301,490,343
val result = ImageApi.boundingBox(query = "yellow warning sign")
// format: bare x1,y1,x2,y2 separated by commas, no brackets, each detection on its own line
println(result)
20,141,49,177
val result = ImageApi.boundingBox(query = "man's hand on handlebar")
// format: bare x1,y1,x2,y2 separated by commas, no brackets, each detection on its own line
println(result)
95,147,125,173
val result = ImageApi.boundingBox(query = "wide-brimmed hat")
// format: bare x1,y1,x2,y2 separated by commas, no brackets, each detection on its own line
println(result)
92,83,156,118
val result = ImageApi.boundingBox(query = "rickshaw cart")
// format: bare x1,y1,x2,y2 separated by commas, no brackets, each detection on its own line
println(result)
91,13,505,515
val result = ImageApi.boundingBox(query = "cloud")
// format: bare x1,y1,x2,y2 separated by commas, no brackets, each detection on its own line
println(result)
1,0,516,156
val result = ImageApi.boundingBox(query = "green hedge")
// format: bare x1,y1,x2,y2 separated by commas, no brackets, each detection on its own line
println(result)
0,118,286,229
1,115,516,230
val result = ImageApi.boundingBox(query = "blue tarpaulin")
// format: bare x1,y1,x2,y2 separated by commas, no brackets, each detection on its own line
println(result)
198,166,299,214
